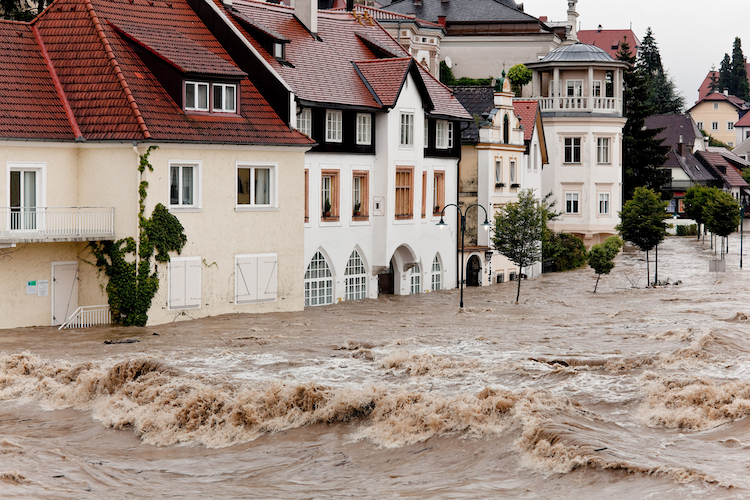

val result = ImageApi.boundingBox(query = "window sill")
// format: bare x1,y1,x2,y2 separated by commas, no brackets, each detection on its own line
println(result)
563,163,582,166
352,216,369,222
495,183,505,188
169,305,201,311
395,215,414,221
169,206,202,213
351,219,371,227
236,206,279,212
597,162,612,166
510,183,520,188
319,220,341,227
322,216,340,222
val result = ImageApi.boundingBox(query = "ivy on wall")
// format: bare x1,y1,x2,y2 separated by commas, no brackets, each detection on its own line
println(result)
90,146,187,326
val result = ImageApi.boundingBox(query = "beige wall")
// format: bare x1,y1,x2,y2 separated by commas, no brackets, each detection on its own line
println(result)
690,100,741,147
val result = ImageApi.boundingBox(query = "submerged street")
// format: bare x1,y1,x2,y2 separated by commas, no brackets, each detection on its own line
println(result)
2,235,750,499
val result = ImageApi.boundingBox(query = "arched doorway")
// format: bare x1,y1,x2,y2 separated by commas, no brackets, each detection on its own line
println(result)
466,255,482,287
378,259,394,295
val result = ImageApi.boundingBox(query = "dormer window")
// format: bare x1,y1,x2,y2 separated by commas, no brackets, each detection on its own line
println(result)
185,81,238,114
274,42,284,59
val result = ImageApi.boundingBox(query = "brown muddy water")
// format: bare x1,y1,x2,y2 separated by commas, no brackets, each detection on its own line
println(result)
2,236,750,499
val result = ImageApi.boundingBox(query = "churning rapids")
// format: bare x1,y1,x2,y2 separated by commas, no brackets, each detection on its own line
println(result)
3,236,750,499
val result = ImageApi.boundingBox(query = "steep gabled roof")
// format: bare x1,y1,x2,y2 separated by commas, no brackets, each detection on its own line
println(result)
332,5,444,29
645,114,702,152
513,100,538,142
697,65,750,101
689,91,748,112
736,111,750,127
577,29,640,59
415,63,469,120
381,0,537,24
696,150,748,188
354,57,413,108
0,22,76,140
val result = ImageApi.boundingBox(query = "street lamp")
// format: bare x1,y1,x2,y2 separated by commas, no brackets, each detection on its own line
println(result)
437,203,492,308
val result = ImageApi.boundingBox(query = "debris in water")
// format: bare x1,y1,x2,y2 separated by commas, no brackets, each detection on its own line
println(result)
103,339,140,344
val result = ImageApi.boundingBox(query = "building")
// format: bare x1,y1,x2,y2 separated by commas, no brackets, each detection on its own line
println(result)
209,0,471,304
688,92,749,148
0,0,313,328
696,64,750,101
577,27,640,59
526,43,628,247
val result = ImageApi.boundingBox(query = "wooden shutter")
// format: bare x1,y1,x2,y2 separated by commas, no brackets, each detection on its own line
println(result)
259,254,277,302
236,254,277,304
185,258,201,308
169,259,186,308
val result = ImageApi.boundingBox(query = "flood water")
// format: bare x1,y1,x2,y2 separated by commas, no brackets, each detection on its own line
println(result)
2,235,750,499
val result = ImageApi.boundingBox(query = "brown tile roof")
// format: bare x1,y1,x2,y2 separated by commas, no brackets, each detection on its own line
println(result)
3,0,311,145
354,58,411,107
513,100,538,142
696,150,749,188
332,5,444,29
689,91,748,111
0,22,76,140
415,63,471,120
644,114,701,152
577,29,640,59
736,112,750,127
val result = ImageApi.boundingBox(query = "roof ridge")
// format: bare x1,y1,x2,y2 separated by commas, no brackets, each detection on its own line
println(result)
84,0,150,139
31,24,82,140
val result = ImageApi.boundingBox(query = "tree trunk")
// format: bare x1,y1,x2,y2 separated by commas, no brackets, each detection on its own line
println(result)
594,274,600,293
646,250,650,288
698,223,701,241
654,244,658,286
515,270,522,302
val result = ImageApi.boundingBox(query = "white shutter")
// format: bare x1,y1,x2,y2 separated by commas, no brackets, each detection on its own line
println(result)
169,259,186,308
185,258,201,308
258,254,277,302
236,255,259,304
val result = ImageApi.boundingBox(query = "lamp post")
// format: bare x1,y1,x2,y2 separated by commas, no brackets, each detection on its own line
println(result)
741,203,746,268
437,203,492,308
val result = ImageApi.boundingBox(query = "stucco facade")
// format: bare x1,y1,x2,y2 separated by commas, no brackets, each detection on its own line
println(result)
689,94,747,148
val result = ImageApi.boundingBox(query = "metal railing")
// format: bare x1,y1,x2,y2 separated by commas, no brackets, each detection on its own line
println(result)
58,305,111,330
0,207,114,242
661,179,723,191
536,97,621,113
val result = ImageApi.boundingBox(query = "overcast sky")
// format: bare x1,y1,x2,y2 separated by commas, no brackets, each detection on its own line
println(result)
526,0,749,107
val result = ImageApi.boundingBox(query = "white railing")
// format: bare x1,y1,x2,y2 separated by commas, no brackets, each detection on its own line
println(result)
58,305,111,330
0,207,114,242
535,97,621,113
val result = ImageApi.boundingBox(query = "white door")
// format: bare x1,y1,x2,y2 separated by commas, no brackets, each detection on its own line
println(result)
52,262,78,326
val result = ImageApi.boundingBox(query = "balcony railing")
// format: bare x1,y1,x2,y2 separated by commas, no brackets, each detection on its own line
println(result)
661,179,723,192
0,207,115,243
59,305,111,330
536,97,621,113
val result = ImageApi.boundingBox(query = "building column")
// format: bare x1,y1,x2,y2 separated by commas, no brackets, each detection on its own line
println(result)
588,66,594,111
553,67,560,109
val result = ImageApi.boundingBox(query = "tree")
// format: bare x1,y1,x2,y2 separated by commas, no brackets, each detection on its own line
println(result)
616,187,669,286
492,189,544,302
704,190,740,259
718,53,732,94
587,236,624,292
731,37,750,101
618,38,670,201
684,185,718,241
638,28,684,114
507,63,532,96
708,65,719,94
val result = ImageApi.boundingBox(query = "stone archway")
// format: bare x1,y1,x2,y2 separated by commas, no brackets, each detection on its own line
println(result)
466,255,482,287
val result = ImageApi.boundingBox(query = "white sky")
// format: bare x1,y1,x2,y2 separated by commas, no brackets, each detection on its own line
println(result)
526,0,750,107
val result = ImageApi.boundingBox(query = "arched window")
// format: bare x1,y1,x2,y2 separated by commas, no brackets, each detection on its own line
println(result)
305,252,333,306
345,250,367,301
503,114,510,144
431,256,441,291
410,264,421,295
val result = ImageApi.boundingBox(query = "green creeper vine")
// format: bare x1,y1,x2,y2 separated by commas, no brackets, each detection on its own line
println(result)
90,146,187,326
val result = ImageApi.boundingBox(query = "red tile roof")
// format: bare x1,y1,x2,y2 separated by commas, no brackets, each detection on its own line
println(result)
0,22,76,140
697,150,749,188
577,29,640,59
333,5,445,29
513,100,538,142
689,91,748,112
415,63,471,120
736,112,750,127
2,0,312,145
697,65,750,101
354,58,411,107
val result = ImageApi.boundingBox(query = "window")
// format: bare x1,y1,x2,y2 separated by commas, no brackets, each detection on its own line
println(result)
410,264,421,294
605,71,614,97
729,142,734,147
697,121,703,130
503,114,510,144
598,193,610,214
433,171,445,215
728,122,734,131
9,164,42,231
421,171,427,218
213,84,236,113
424,119,429,148
345,250,367,301
564,138,581,164
593,81,602,97
714,102,719,110
237,165,274,207
510,160,517,185
326,110,342,143
566,80,583,97
273,42,284,59
400,113,414,146
712,122,719,131
435,120,452,149
678,199,685,213
565,192,579,214
236,254,277,304
304,252,333,306
352,171,369,218
170,163,198,208
304,169,309,222
395,168,413,219
448,122,453,148
597,138,610,164
495,159,503,186
297,108,311,136
431,256,441,291
185,81,209,111
321,170,340,220
356,113,372,145
169,257,201,309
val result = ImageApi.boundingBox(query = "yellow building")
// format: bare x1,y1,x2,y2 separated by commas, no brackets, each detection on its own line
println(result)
688,92,749,148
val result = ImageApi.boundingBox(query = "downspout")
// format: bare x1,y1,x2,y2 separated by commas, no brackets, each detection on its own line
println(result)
456,120,461,289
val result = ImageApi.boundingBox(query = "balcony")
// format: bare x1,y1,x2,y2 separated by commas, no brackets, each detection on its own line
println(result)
0,207,115,243
536,97,622,114
661,179,722,192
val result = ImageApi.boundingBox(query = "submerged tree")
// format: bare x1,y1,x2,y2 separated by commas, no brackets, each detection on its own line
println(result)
617,187,669,287
492,189,544,302
704,191,740,259
587,236,624,292
684,185,718,241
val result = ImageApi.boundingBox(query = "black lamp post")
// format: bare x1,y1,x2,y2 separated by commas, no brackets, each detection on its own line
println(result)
437,203,492,308
741,203,746,268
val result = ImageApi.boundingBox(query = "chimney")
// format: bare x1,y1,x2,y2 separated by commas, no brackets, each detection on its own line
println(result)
597,24,602,32
413,0,422,5
724,89,729,96
678,135,684,156
296,0,318,34
438,15,446,27
539,16,547,22
566,0,578,42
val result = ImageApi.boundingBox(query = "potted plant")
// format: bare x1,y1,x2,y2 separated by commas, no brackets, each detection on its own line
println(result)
323,198,331,217
353,201,362,217
434,204,441,215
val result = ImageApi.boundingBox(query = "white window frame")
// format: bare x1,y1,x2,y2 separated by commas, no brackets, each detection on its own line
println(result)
326,110,342,143
697,121,703,130
495,159,503,185
436,120,448,149
510,160,517,184
235,253,277,305
593,80,602,97
169,161,201,210
236,163,277,210
273,42,284,59
7,162,45,232
168,256,201,310
728,122,734,131
212,83,237,113
185,81,209,111
564,137,581,164
565,192,580,214
447,122,453,148
345,250,367,301
598,192,610,215
566,79,583,97
297,107,311,136
400,112,414,147
305,251,334,306
712,122,719,131
410,264,421,294
356,113,372,145
597,137,610,164
424,118,428,148
431,255,441,291
714,102,719,110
